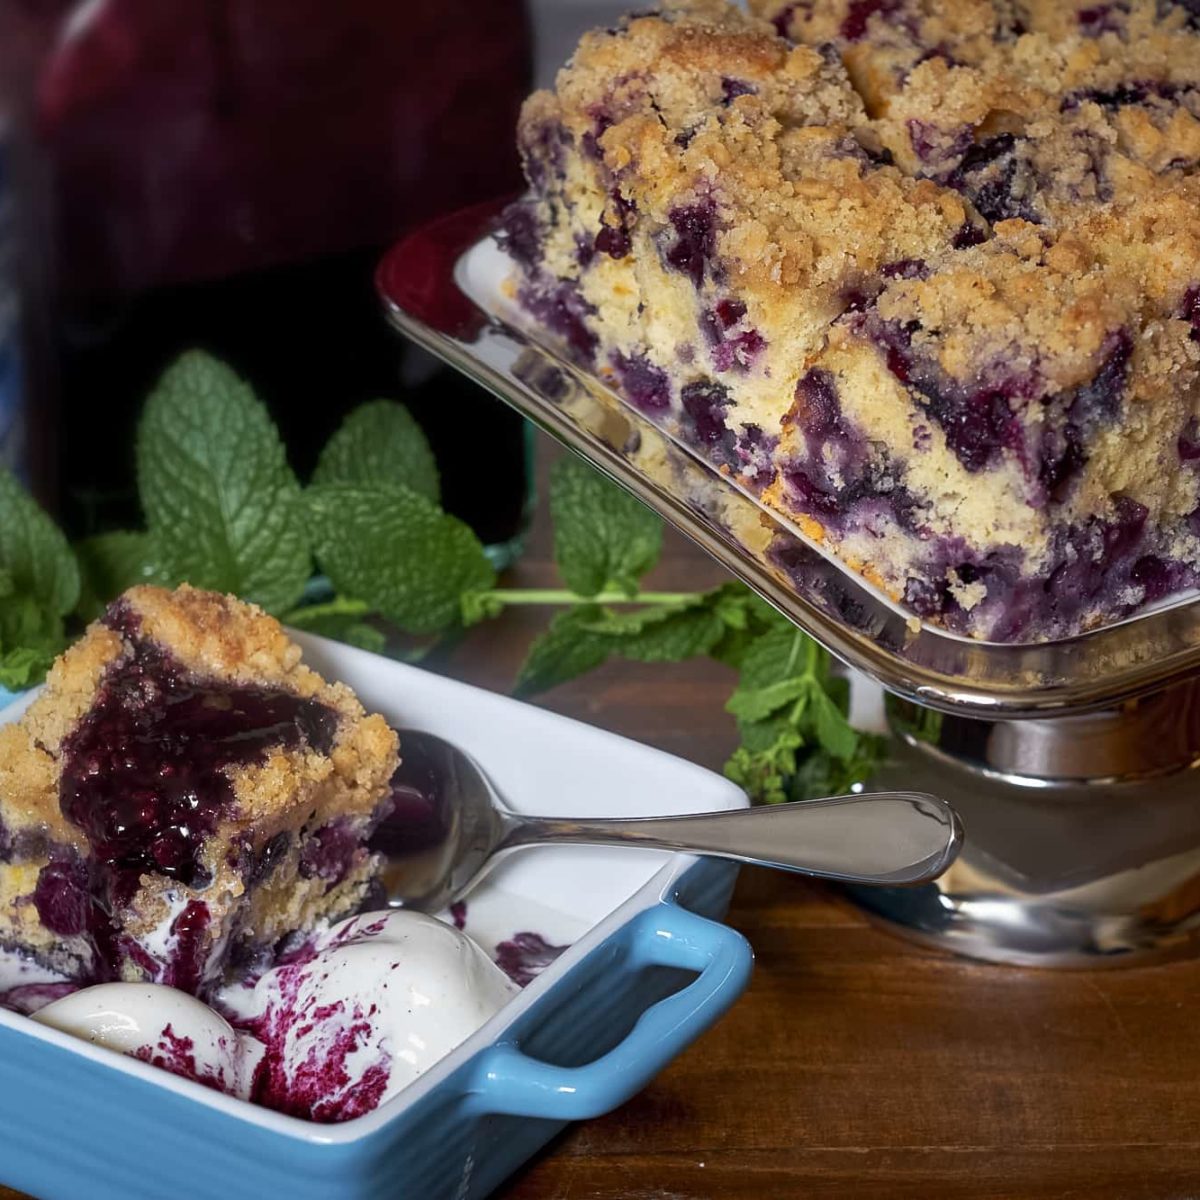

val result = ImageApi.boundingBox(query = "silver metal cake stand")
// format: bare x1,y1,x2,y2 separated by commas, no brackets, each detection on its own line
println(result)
378,200,1200,968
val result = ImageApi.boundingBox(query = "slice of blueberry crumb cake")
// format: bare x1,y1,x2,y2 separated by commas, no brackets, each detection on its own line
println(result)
0,585,399,996
501,0,1200,640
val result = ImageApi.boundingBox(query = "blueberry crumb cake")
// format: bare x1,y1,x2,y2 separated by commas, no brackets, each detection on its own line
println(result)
0,585,399,995
501,0,1200,640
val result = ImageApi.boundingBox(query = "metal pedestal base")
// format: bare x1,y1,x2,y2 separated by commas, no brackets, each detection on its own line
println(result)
848,683,1200,968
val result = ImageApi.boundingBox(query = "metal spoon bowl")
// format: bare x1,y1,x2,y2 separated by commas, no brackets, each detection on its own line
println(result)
376,729,963,913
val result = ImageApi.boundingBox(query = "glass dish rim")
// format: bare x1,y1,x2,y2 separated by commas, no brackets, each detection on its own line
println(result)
376,198,1200,719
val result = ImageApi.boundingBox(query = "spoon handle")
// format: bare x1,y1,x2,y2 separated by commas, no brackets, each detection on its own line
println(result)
503,791,962,887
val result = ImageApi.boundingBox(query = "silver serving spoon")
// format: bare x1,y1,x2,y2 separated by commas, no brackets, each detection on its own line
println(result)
377,730,963,912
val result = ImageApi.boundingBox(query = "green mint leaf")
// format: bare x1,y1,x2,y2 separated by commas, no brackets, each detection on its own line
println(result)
613,606,724,663
789,734,889,801
733,627,813,692
514,605,611,697
726,676,810,723
724,726,804,805
306,483,495,635
136,351,312,614
549,456,661,597
736,711,804,755
0,589,67,691
0,468,79,617
74,531,168,622
807,684,861,761
0,645,56,691
0,591,60,652
312,399,439,502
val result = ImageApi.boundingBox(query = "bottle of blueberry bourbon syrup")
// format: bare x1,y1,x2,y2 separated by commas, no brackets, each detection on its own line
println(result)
10,0,533,558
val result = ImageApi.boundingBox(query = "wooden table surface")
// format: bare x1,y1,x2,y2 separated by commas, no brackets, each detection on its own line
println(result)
7,437,1200,1200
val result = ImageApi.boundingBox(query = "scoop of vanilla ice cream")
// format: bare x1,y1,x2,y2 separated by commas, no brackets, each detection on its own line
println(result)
216,910,520,1118
33,984,262,1098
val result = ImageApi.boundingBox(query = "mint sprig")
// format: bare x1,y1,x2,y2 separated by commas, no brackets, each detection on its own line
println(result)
725,628,886,804
307,483,495,635
1,349,886,802
313,399,440,502
0,467,79,619
137,351,312,614
0,467,79,681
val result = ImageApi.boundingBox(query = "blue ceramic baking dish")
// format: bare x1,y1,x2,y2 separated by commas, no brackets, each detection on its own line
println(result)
0,634,753,1200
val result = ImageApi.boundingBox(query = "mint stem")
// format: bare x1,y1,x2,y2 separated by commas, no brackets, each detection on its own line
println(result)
280,596,371,625
480,588,699,607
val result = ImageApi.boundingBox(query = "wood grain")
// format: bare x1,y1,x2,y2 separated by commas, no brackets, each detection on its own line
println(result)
6,434,1198,1200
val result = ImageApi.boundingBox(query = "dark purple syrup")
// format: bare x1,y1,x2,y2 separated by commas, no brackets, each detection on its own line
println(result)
60,611,337,888
495,932,568,987
370,737,450,860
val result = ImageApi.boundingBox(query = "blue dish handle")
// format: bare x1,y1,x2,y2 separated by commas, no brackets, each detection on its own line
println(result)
470,902,752,1120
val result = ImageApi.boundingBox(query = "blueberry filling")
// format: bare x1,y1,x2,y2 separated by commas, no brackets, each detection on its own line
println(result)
612,351,671,412
701,298,766,371
1077,3,1129,33
784,369,923,530
770,3,801,38
680,379,734,451
61,610,336,889
880,258,928,280
247,832,292,887
899,496,1195,639
952,220,988,249
664,201,718,288
1165,0,1200,28
574,233,596,268
594,186,637,260
942,133,1040,226
581,108,614,162
840,0,903,41
865,316,1028,474
1038,330,1133,503
371,745,449,860
907,119,973,170
721,77,756,103
495,201,541,270
518,118,568,193
518,280,598,364
299,820,362,886
1184,285,1200,341
32,856,91,938
1062,80,1186,111
1179,418,1200,463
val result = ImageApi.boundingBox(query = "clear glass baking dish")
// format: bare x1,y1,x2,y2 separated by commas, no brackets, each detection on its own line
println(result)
377,200,1200,719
